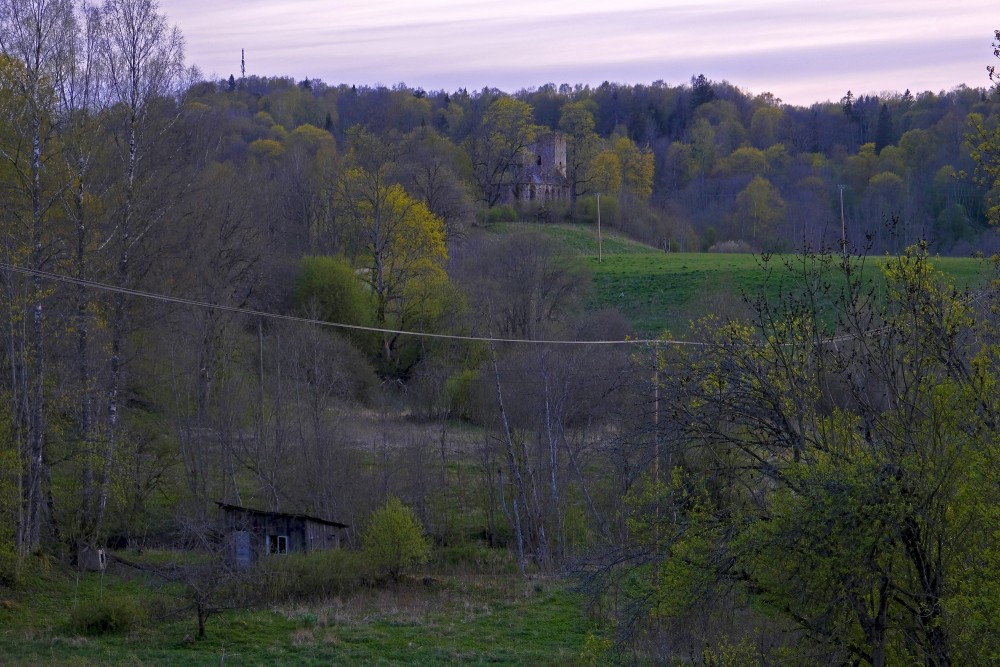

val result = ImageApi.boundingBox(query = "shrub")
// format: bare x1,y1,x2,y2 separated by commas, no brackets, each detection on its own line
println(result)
0,545,20,588
575,193,618,226
259,549,371,602
361,497,431,582
69,596,147,635
294,255,374,329
443,368,478,419
478,204,519,224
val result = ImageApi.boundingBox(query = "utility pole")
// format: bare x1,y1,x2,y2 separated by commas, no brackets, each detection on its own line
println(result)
596,192,602,263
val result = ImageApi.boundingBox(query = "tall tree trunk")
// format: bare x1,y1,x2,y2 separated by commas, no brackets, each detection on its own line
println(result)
539,353,564,562
3,273,29,557
75,166,97,544
489,339,527,576
24,99,47,554
94,113,137,543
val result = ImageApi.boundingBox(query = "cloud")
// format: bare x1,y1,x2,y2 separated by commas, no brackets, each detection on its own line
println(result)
162,0,991,105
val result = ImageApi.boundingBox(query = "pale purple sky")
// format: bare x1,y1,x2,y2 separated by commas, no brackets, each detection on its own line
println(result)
160,0,994,106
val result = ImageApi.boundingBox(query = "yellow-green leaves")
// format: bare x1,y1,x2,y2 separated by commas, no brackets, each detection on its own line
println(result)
967,111,1000,225
733,176,786,245
361,497,431,582
614,137,654,201
470,96,538,207
381,184,451,328
587,149,622,195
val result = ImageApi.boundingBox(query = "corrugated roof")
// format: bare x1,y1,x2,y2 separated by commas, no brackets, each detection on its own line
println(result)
215,501,349,528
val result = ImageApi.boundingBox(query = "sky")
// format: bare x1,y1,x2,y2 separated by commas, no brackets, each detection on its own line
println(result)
159,0,994,107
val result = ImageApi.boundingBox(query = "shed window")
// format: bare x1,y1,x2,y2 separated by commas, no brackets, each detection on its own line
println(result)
268,534,288,554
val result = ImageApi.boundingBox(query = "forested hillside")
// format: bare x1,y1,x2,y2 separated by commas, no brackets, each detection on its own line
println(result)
153,70,1000,258
5,0,1000,662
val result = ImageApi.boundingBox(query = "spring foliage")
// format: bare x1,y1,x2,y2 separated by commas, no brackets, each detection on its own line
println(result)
610,246,1000,664
361,497,431,582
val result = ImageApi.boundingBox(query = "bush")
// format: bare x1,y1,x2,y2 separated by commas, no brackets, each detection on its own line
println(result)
294,255,374,329
478,204,519,224
575,194,617,226
444,368,479,419
0,545,20,588
361,498,431,582
524,200,570,223
431,542,519,575
259,549,371,602
69,596,147,635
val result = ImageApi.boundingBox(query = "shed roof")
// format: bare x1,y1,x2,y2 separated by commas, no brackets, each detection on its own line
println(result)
216,501,349,529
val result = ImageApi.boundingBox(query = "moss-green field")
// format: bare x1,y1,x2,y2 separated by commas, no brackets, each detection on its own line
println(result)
497,223,992,336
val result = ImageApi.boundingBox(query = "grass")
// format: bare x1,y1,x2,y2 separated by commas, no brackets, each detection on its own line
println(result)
483,222,992,336
0,559,599,666
587,252,991,336
267,577,592,665
585,252,767,335
483,222,654,255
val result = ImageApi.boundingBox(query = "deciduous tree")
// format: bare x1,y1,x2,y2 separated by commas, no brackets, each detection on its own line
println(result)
468,96,537,207
597,246,1000,664
613,136,654,201
0,0,77,555
558,100,601,203
336,129,454,370
968,35,1000,225
733,175,785,246
399,127,474,243
92,0,186,543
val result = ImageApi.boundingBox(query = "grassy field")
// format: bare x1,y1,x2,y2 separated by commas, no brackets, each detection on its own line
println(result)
495,223,993,336
0,559,599,666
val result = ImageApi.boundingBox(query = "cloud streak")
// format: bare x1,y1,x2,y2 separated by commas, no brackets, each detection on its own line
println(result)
161,0,992,105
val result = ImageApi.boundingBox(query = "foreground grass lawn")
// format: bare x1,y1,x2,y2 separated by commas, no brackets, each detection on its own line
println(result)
0,563,598,666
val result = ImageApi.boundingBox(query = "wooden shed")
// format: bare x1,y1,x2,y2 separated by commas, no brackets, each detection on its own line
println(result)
216,502,348,565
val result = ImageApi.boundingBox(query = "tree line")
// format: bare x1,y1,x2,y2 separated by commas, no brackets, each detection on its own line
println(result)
196,68,1000,256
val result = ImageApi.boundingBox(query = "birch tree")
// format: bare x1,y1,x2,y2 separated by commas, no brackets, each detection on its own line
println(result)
0,0,76,555
90,0,185,542
57,0,107,551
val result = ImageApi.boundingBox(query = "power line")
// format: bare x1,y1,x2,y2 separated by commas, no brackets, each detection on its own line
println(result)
2,261,986,350
0,262,707,347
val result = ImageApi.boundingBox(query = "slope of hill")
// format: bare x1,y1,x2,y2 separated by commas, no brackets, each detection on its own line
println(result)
488,223,992,336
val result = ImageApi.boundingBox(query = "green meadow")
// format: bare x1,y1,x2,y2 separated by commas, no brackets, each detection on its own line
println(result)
503,223,992,336
0,558,596,666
